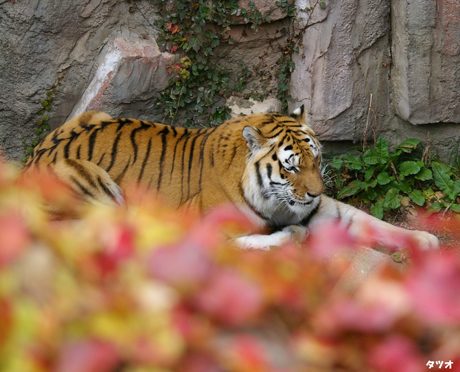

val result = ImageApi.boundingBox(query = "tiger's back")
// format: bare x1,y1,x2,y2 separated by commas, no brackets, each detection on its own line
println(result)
25,110,306,211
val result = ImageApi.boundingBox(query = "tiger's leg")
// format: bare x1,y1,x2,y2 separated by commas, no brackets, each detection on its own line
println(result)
233,225,308,251
46,159,124,207
309,196,439,250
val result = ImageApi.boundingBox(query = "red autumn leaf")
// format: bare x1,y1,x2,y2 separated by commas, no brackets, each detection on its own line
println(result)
307,222,354,259
315,298,399,334
224,334,268,372
171,45,178,53
0,211,30,266
178,352,224,372
368,335,424,372
195,269,262,326
405,250,460,325
148,241,213,286
55,340,120,372
90,224,136,278
188,204,254,252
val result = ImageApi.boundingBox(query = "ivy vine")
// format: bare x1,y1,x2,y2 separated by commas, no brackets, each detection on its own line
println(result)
22,73,65,163
150,0,305,127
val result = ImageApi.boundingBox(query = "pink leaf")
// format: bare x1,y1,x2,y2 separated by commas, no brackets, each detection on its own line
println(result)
406,251,460,325
0,212,30,266
368,335,423,372
307,222,354,259
148,242,213,286
55,340,120,372
195,270,262,326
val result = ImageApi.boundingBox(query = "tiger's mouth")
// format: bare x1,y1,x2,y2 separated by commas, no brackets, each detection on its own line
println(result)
288,198,313,206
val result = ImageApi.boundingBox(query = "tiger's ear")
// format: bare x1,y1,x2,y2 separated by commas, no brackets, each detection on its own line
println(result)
242,126,264,153
290,105,306,124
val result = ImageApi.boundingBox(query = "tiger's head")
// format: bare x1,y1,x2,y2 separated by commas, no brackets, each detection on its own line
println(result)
241,106,324,227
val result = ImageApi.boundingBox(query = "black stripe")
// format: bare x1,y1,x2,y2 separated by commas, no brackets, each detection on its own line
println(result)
170,129,189,182
106,131,123,173
97,176,117,199
97,153,106,166
87,129,99,161
197,129,214,193
130,122,151,163
130,129,139,163
64,138,72,158
138,138,152,182
278,133,289,147
70,176,93,198
180,133,193,203
186,133,202,200
114,159,130,185
266,163,272,180
170,125,177,137
65,159,97,188
300,200,321,226
266,129,284,139
157,126,170,189
76,144,81,159
254,161,264,190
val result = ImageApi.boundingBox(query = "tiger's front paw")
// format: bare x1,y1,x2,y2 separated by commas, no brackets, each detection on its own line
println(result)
413,231,439,250
281,225,309,243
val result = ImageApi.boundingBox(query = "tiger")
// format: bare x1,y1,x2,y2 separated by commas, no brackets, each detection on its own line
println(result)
22,106,439,250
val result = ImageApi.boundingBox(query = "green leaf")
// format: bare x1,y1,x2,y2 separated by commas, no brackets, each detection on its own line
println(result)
396,180,412,194
383,188,401,210
398,161,421,176
376,172,391,185
42,115,49,121
415,168,432,181
363,149,381,165
396,138,420,153
337,181,364,199
432,162,455,198
375,137,390,163
330,157,343,169
45,105,52,111
343,154,364,170
27,147,34,154
364,168,375,182
429,201,444,212
409,190,425,206
451,204,460,213
370,200,384,219
41,99,48,107
319,1,326,9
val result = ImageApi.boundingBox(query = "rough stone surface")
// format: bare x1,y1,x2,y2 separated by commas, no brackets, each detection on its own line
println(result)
290,0,391,142
0,0,162,160
391,0,460,125
227,97,282,117
69,37,177,124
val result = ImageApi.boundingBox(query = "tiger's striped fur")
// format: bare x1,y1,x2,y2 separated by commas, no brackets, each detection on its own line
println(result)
23,107,439,250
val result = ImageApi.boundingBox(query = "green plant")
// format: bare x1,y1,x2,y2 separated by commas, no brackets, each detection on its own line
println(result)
22,73,65,163
151,0,304,125
328,137,460,218
152,1,249,127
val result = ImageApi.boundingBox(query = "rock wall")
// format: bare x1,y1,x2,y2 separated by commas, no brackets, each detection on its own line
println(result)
1,0,459,161
0,0,168,160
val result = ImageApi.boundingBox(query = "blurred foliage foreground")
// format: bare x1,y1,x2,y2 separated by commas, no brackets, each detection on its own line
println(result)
1,160,460,372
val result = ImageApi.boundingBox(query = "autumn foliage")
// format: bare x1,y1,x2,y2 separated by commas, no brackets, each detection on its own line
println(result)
1,160,460,372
